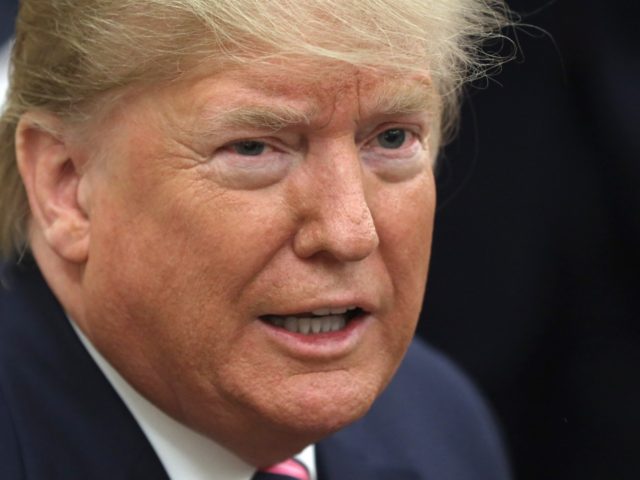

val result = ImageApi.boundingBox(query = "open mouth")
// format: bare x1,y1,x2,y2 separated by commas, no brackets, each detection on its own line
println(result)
260,306,366,335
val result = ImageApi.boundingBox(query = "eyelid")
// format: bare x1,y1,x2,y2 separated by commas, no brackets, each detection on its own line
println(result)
362,124,423,149
224,139,270,154
221,136,289,155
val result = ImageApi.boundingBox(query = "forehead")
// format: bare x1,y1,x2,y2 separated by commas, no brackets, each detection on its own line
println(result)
171,61,438,125
232,64,427,97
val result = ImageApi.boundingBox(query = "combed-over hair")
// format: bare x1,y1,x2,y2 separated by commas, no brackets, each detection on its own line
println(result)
0,0,509,258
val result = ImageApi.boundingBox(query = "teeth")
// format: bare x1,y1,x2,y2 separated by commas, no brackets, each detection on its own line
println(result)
321,317,332,333
267,306,359,335
311,318,322,333
276,315,347,335
285,317,297,332
299,317,311,334
311,305,356,316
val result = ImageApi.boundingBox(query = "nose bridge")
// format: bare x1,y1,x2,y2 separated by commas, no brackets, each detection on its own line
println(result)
324,154,372,232
293,142,379,261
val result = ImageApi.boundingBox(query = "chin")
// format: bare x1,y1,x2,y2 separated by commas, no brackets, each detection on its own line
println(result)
256,369,383,439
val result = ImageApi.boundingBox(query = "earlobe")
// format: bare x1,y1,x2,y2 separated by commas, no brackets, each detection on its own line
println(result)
15,113,90,264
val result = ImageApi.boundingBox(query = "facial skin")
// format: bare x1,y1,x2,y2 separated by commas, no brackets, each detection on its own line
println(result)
17,62,437,466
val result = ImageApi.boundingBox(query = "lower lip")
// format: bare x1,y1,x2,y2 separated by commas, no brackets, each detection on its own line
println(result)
257,314,371,359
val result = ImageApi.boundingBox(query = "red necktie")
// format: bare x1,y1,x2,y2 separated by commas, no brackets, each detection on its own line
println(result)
252,458,310,480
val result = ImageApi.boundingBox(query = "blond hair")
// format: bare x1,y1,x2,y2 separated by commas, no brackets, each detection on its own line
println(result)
0,0,509,258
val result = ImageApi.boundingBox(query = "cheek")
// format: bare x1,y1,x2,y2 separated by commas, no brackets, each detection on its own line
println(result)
369,172,435,348
93,149,292,285
374,172,435,290
84,164,307,371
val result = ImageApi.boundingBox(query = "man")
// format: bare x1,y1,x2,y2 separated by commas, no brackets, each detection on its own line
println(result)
0,1,511,478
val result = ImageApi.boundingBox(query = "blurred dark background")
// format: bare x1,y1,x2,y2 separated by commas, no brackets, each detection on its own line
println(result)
2,0,639,479
0,0,16,45
418,1,640,479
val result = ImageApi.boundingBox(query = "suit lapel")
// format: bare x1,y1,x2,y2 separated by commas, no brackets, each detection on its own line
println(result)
0,259,169,479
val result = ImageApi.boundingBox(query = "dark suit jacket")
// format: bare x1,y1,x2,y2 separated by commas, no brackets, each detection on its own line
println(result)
0,259,511,479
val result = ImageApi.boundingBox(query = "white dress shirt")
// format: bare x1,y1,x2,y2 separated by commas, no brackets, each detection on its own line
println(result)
71,320,317,480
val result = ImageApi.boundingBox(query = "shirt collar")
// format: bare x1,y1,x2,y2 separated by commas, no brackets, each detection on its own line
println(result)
70,319,317,480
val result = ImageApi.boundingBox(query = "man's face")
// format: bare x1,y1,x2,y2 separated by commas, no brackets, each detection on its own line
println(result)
74,62,436,460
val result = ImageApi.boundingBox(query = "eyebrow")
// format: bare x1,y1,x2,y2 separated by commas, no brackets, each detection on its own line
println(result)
369,83,436,117
201,105,314,133
195,82,435,137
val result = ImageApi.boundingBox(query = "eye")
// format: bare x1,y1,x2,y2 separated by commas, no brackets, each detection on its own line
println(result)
360,125,426,181
232,140,267,156
376,129,407,149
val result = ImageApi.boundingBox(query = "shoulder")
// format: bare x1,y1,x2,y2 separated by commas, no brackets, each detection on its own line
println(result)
389,338,500,426
317,338,512,480
385,339,507,445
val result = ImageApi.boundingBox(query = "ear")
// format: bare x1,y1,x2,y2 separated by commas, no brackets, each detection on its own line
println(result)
15,112,90,264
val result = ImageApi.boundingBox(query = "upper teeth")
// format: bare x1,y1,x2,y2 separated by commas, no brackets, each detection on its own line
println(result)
270,315,347,334
311,306,356,316
265,306,358,335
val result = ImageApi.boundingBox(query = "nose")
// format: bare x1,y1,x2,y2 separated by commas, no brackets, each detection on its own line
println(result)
292,145,379,262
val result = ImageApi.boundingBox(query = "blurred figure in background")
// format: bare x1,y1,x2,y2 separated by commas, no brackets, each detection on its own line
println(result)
0,0,18,104
418,0,640,479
